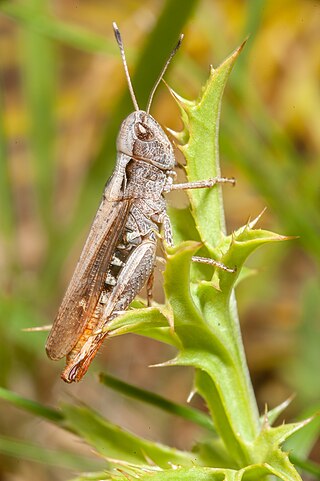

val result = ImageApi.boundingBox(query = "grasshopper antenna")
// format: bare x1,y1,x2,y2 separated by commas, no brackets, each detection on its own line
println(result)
113,22,140,111
146,34,184,115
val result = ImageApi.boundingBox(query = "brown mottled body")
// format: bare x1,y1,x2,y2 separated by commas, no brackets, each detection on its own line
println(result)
46,24,235,383
46,111,176,382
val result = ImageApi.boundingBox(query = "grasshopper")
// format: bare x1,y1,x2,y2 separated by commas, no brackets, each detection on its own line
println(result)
46,23,235,383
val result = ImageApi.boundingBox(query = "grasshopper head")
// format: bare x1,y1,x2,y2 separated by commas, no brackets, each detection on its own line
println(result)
117,110,175,170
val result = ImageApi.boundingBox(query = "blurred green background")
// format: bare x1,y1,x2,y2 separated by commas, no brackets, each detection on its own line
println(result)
0,0,319,479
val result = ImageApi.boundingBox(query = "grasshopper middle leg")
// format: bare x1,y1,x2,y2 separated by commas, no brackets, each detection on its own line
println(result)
163,175,236,272
164,176,235,193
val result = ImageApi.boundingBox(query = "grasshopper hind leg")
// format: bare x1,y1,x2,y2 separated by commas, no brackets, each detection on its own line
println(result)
109,238,156,314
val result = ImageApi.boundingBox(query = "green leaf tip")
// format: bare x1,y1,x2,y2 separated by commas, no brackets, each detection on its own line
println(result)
262,395,296,427
163,78,195,145
229,210,292,251
233,210,295,246
268,417,314,446
166,39,247,151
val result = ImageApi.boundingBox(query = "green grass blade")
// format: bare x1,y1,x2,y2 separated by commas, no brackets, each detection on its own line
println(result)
0,2,117,54
99,372,215,433
0,435,101,470
0,387,64,423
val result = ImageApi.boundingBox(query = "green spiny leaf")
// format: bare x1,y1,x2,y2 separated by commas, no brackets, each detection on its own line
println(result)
106,306,178,347
170,42,246,249
258,415,312,449
62,404,199,468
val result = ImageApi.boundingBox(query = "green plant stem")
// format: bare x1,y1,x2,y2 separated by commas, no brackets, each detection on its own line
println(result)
168,48,261,463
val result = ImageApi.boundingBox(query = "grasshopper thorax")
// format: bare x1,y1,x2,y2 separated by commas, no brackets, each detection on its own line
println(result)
117,110,175,170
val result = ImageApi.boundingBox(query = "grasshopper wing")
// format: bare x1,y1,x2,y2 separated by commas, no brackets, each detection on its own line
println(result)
46,174,130,360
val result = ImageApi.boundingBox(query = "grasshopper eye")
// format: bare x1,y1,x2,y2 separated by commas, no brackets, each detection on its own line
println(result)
135,122,154,141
